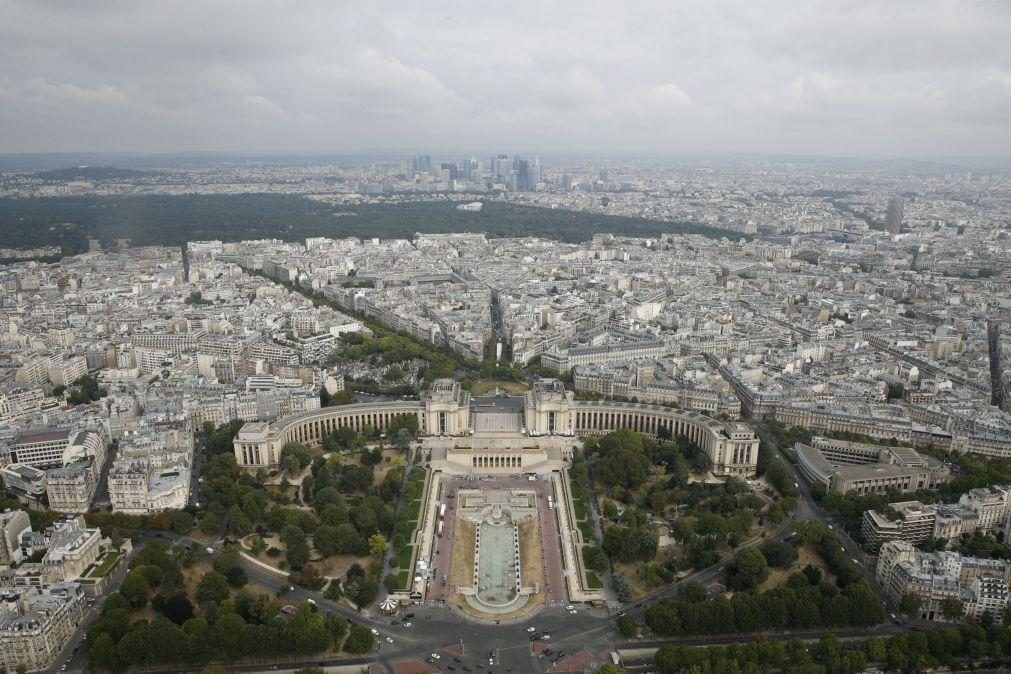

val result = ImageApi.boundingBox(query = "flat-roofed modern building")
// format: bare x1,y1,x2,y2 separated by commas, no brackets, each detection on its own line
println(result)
0,464,47,500
0,511,31,565
795,436,949,495
2,429,71,469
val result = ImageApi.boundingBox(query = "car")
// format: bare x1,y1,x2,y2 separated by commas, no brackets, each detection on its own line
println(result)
431,653,441,659
569,609,577,614
542,634,551,640
526,626,537,632
391,619,399,625
448,667,456,671
565,605,575,610
386,637,393,643
403,622,412,627
371,629,380,636
852,558,860,565
827,524,834,530
455,657,462,662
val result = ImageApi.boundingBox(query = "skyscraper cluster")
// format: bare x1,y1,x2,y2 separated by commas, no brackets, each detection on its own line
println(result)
407,154,543,192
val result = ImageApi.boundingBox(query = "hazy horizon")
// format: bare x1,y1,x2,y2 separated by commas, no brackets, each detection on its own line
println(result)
2,1,1010,159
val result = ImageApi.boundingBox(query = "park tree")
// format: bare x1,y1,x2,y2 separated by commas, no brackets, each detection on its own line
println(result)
595,666,627,674
582,545,609,573
120,570,151,608
355,577,379,607
281,442,312,473
394,429,412,452
900,592,923,617
282,525,311,569
865,636,887,662
616,613,637,638
325,613,348,643
199,511,221,536
158,592,195,625
314,524,340,557
940,596,964,621
287,608,331,654
343,623,375,654
196,571,230,604
802,564,823,586
228,505,253,536
368,533,388,557
726,547,769,591
172,510,193,535
758,540,798,568
89,633,120,671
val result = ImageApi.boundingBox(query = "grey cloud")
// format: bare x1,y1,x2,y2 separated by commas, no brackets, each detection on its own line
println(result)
0,0,1008,157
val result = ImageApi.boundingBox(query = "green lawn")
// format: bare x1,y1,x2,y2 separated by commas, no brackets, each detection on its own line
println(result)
572,498,588,521
386,570,410,591
402,499,421,521
87,551,122,578
585,572,603,589
396,545,414,570
578,520,594,541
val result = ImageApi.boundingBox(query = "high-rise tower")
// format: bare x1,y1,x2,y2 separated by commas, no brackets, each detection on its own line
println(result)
886,197,905,234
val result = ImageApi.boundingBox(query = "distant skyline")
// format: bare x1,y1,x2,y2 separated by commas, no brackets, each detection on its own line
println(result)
2,1,1010,158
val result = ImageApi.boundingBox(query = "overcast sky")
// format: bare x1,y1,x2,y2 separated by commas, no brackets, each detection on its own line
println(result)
1,0,1010,158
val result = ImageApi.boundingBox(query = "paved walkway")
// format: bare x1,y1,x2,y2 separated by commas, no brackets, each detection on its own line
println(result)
429,476,567,612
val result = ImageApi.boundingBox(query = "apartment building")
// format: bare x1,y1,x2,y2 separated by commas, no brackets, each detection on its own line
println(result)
40,517,104,581
108,457,189,515
876,540,1011,623
46,356,87,388
862,487,1011,551
0,582,86,672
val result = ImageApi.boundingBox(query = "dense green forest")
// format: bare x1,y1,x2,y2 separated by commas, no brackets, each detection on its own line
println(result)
0,194,746,252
